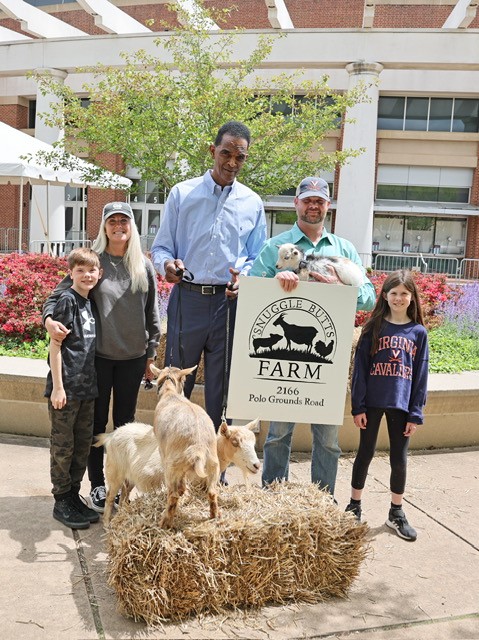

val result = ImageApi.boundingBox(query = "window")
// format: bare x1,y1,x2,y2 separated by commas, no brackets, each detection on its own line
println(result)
377,97,405,130
373,214,467,256
378,97,479,133
376,166,473,204
28,100,36,129
130,180,166,205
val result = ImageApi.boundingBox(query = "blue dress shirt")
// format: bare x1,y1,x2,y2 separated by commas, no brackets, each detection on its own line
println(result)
151,171,266,284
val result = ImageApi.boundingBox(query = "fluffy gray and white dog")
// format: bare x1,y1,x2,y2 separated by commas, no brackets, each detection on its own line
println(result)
276,243,363,287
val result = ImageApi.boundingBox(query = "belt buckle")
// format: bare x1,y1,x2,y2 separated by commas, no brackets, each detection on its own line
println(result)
201,285,214,295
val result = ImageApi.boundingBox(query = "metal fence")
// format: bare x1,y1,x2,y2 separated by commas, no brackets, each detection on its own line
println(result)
459,258,479,280
373,253,463,278
0,228,29,253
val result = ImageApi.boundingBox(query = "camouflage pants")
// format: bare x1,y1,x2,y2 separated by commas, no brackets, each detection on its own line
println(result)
49,398,95,496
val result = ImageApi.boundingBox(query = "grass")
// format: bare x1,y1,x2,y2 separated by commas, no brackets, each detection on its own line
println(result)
428,326,479,374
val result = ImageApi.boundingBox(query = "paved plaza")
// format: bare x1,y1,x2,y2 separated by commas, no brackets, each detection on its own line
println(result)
1,432,478,640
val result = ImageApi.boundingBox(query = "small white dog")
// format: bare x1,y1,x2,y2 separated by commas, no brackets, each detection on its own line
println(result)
276,243,364,287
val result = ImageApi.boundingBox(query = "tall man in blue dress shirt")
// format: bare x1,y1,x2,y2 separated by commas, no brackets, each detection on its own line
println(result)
249,177,375,496
151,121,267,442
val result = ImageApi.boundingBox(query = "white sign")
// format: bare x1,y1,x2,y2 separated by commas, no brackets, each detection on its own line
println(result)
227,276,357,424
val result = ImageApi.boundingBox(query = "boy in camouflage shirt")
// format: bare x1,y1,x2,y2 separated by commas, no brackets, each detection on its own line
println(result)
45,248,102,529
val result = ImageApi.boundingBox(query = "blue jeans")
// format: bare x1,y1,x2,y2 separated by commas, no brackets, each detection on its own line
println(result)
262,421,341,494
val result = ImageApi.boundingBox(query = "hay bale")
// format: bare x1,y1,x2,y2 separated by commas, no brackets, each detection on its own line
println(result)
106,483,368,625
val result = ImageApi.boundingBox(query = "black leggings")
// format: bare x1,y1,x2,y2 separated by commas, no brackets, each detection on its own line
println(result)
351,407,410,495
88,354,146,488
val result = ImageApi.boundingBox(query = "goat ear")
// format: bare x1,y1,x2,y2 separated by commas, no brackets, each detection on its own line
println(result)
149,363,161,378
219,421,230,438
180,365,197,379
246,418,260,432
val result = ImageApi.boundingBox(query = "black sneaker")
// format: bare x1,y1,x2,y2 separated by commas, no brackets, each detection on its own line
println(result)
386,507,417,541
113,491,121,510
345,501,362,522
53,497,90,530
71,493,100,523
88,486,106,513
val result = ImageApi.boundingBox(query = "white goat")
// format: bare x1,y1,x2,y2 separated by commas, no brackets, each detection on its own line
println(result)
151,364,221,528
93,422,163,526
217,419,261,484
95,419,261,526
276,242,363,287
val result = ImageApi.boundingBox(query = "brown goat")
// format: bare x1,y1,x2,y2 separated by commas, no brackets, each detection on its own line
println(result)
151,364,221,528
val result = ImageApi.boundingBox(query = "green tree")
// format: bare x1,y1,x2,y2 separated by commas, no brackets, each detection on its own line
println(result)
32,2,367,197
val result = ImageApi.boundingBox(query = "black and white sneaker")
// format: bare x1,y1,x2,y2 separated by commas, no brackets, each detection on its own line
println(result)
88,486,106,513
113,491,121,510
345,501,362,522
386,507,417,541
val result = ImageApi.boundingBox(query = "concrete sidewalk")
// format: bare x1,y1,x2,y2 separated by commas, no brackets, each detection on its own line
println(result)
1,434,478,640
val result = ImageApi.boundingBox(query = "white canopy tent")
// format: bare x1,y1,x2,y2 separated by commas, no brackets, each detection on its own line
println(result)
0,121,131,251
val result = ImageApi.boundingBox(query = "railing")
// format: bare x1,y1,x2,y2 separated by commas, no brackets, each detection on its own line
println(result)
373,253,461,278
459,258,479,280
29,239,92,256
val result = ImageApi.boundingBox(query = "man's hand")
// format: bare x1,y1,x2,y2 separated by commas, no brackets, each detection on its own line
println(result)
275,271,299,292
309,264,341,285
45,316,70,345
164,259,186,284
226,267,240,299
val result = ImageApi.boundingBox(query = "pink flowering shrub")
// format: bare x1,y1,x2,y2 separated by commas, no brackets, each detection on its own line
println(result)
0,253,68,341
0,253,456,344
355,271,453,330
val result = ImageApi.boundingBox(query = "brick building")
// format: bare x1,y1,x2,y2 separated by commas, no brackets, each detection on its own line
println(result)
1,1,479,277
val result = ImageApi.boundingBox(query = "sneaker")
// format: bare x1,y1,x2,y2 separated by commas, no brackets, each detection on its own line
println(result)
219,470,229,486
386,507,417,541
345,501,362,522
88,486,106,513
53,497,90,530
71,493,100,523
113,491,121,510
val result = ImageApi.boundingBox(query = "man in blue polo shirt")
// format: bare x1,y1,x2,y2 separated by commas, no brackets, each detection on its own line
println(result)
249,176,375,497
151,122,267,456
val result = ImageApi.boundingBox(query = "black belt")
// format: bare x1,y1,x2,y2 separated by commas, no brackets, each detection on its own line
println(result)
178,281,227,295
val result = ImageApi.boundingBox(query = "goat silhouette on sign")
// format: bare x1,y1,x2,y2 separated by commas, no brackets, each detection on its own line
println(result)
272,312,318,353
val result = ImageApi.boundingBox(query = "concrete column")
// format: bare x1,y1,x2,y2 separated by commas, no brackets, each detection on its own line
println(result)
30,68,67,254
334,61,383,268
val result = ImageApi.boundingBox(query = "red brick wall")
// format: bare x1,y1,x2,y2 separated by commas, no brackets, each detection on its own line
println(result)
467,157,479,259
203,0,270,29
0,17,34,38
374,5,451,28
286,0,364,28
122,4,181,30
0,105,28,129
50,10,105,36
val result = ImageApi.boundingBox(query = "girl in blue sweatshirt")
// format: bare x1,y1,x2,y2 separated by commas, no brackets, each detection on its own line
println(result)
346,270,429,541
